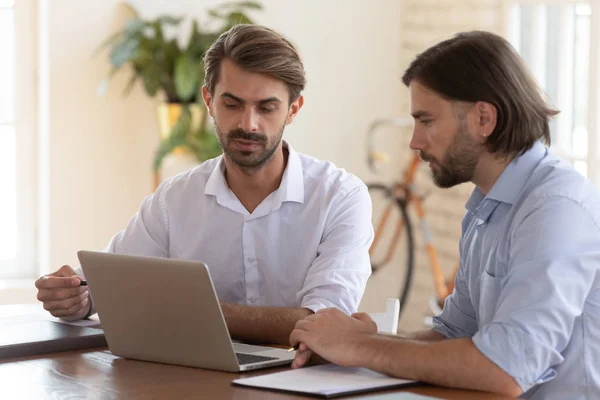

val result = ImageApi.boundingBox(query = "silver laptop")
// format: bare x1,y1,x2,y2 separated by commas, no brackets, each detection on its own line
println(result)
77,250,295,372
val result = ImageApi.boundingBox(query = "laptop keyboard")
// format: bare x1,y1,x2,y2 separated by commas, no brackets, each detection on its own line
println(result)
236,353,278,365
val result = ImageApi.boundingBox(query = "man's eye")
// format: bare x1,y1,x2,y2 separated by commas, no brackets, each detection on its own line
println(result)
260,107,276,113
225,103,240,109
420,119,433,126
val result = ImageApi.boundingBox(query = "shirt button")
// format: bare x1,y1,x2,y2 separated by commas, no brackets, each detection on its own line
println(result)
247,257,256,264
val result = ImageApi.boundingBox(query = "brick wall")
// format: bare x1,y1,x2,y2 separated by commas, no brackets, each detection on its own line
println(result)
358,0,506,331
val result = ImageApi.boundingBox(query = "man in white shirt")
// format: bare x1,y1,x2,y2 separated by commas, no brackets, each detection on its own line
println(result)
35,24,373,345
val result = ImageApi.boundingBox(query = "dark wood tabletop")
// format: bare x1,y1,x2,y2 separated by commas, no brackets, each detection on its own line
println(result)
0,304,515,399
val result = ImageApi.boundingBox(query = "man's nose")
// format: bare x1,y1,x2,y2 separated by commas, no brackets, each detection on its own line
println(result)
238,108,259,132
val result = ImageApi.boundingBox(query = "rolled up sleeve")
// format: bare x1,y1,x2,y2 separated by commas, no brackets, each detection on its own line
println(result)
298,184,373,314
472,197,599,392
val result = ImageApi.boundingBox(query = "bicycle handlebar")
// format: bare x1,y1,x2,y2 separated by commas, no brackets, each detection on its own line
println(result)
367,117,413,173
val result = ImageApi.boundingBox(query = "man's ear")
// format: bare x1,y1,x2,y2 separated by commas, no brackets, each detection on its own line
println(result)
286,95,304,125
201,86,214,117
474,101,497,139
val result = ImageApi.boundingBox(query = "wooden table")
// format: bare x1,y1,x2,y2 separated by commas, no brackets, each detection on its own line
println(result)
0,305,515,399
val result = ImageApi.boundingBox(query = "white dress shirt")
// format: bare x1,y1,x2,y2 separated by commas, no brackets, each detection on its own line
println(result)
83,142,373,315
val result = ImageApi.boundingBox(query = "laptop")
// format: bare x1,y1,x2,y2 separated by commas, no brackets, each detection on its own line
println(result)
77,250,295,372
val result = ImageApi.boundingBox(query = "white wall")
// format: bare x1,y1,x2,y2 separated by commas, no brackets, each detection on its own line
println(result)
39,1,157,275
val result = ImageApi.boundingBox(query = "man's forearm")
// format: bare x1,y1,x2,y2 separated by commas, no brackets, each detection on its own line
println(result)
353,335,522,397
221,303,313,345
395,328,446,341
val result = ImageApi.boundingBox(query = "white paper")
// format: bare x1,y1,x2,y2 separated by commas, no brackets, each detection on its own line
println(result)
233,364,415,396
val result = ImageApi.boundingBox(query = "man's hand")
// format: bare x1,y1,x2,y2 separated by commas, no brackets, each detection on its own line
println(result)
290,308,378,368
35,265,90,321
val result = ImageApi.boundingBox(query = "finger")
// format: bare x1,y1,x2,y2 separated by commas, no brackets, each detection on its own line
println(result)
289,327,310,347
53,265,77,277
352,312,374,323
43,291,89,312
48,296,89,318
37,286,87,302
293,319,313,332
291,348,313,369
35,275,81,289
353,312,378,332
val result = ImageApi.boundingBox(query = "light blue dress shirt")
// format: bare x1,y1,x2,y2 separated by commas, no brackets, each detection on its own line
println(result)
432,141,600,399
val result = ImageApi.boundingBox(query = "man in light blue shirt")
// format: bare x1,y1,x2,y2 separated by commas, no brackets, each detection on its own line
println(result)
289,31,600,398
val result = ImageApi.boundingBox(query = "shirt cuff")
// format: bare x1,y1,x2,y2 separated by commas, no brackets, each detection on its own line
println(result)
472,322,561,392
301,301,334,314
431,316,452,338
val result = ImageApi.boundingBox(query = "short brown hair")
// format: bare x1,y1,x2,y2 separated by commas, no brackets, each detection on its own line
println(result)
402,31,559,158
203,24,306,103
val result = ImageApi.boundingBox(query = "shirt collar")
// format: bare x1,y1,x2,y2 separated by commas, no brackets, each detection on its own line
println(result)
275,141,305,204
204,140,305,205
486,140,547,205
465,141,547,218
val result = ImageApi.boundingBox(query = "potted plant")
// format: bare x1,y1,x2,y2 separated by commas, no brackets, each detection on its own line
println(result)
97,1,263,189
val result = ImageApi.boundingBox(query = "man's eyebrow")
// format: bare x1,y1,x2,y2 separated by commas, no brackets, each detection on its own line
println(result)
221,93,282,105
411,110,433,119
221,92,244,103
257,97,282,105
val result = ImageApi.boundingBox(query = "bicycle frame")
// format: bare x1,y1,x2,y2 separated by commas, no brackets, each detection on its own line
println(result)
367,118,455,304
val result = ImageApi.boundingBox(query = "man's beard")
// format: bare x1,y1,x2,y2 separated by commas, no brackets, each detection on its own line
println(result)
214,123,285,169
419,121,482,188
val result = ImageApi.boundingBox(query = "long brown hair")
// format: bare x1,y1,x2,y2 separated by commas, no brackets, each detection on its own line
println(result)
402,31,558,158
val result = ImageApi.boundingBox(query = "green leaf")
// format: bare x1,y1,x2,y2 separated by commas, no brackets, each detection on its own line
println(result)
141,63,161,96
153,107,192,171
93,30,125,56
109,38,139,68
131,47,153,70
152,21,164,42
212,1,263,12
157,16,183,26
124,18,146,35
97,66,119,96
186,20,200,53
187,129,222,162
174,54,199,102
163,39,182,67
207,9,225,19
226,11,254,26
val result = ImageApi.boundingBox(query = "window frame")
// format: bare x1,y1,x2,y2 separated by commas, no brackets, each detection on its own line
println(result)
503,0,600,187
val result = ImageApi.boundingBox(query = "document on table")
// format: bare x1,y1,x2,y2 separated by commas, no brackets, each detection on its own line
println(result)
232,363,416,398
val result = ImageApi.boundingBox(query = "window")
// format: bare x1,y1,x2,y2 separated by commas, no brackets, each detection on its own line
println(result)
0,0,37,279
507,0,600,186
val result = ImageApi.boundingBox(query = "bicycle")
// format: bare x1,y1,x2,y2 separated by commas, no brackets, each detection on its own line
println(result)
365,117,459,319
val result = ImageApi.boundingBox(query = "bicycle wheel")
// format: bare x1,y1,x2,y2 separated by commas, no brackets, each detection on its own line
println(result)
362,183,415,318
